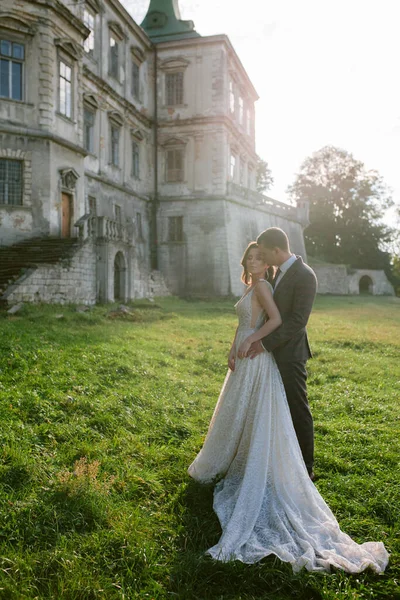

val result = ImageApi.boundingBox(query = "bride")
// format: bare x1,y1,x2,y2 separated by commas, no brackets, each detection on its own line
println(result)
188,242,389,573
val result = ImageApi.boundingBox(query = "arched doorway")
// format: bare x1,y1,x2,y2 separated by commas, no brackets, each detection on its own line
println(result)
359,275,373,295
114,252,126,301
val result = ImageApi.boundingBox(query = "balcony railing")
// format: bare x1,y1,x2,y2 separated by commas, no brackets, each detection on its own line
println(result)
77,215,132,244
226,181,298,219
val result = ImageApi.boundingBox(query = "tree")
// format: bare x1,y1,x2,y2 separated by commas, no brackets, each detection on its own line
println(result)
288,146,393,269
256,157,274,193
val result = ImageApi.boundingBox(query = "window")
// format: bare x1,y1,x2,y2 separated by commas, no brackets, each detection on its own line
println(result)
230,154,236,180
239,97,244,125
131,141,139,178
229,81,235,114
88,195,97,215
247,165,254,189
136,212,142,239
166,148,184,182
0,40,24,101
166,72,183,105
0,159,23,205
247,108,252,135
83,9,95,54
131,61,139,100
59,60,72,118
109,36,119,79
110,126,120,166
240,159,245,185
168,216,183,242
84,108,95,152
114,204,121,223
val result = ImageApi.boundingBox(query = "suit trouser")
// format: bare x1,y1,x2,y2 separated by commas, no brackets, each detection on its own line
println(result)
276,360,314,472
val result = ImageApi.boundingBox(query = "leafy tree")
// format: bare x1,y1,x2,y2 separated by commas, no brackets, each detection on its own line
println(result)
256,157,274,193
288,146,393,269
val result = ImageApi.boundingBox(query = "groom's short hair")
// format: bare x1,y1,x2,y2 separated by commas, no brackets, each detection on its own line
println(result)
257,227,289,251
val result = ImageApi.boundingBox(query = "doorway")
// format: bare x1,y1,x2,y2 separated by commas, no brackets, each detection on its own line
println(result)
61,193,72,237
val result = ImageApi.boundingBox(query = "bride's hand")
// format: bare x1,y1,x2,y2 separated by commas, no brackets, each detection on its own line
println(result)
228,349,236,371
237,338,252,359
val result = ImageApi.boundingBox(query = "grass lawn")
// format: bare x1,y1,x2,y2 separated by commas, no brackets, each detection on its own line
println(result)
0,295,399,600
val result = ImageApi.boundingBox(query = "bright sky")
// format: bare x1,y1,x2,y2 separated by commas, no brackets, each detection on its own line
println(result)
123,0,400,225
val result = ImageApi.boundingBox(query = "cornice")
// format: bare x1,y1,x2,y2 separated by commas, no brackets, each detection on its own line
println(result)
83,66,152,129
30,0,90,37
157,115,257,159
0,122,87,155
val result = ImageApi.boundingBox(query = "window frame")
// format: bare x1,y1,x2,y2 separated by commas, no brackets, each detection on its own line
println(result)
165,146,184,183
110,124,120,167
0,38,25,101
165,71,184,106
83,7,96,55
168,215,184,242
131,140,140,179
0,158,23,206
109,34,119,80
131,59,140,100
83,106,95,153
58,58,73,119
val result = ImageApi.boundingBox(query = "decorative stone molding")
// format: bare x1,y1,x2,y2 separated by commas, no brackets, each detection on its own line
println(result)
60,168,79,191
83,93,99,110
0,13,36,36
55,38,82,61
159,57,190,71
0,148,32,207
108,21,125,41
86,0,102,14
108,110,124,127
161,137,187,147
130,46,145,63
131,128,144,141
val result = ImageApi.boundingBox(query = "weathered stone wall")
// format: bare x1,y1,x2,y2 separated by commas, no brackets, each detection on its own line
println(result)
4,241,97,305
311,264,395,296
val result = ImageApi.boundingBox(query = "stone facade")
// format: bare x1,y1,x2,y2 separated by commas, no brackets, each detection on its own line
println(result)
0,0,309,303
310,263,395,296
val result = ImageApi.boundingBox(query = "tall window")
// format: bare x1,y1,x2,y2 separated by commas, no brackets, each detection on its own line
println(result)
247,108,252,135
88,195,97,215
240,159,245,185
166,148,184,182
136,212,142,239
84,108,95,152
83,9,95,54
230,154,236,180
166,72,183,105
0,40,24,101
131,141,139,178
109,36,119,79
229,81,235,114
114,204,121,223
110,126,120,166
239,97,244,125
59,60,72,118
131,61,139,100
0,159,23,205
168,216,183,242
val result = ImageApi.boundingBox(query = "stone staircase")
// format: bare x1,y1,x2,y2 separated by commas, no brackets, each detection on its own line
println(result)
0,237,81,302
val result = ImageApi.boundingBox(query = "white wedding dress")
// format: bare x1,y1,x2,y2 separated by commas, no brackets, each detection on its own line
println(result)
188,282,389,573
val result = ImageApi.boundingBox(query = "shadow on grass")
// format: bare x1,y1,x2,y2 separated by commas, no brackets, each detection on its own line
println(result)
166,479,325,600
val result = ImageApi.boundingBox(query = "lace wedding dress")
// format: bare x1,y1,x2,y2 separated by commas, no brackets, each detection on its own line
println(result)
188,282,389,573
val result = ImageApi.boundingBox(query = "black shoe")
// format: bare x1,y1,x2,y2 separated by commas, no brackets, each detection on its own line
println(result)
308,470,316,482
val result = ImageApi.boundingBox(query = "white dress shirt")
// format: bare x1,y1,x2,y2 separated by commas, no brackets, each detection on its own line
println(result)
273,254,297,292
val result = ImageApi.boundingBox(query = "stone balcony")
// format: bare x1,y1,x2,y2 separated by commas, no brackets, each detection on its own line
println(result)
77,215,133,245
226,182,309,225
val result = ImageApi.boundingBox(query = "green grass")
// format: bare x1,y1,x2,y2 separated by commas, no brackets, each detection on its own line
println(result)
0,295,399,600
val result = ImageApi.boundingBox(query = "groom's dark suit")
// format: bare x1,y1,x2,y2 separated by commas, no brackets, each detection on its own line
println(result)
262,256,317,472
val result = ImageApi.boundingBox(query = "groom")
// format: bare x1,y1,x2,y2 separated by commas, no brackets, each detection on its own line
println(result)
249,227,317,479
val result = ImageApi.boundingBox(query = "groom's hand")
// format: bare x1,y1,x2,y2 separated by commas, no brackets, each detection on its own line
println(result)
248,340,265,359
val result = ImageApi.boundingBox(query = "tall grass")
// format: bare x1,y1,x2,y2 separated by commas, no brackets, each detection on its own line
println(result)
0,296,398,599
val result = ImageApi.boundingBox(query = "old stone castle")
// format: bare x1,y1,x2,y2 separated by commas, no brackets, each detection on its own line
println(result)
0,0,393,303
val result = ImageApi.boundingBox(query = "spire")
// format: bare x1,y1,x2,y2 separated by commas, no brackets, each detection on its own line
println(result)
141,0,200,43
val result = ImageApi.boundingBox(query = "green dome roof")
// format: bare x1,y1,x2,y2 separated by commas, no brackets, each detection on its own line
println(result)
141,0,200,43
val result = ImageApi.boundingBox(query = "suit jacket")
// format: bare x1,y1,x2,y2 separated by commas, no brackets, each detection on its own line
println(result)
262,256,317,363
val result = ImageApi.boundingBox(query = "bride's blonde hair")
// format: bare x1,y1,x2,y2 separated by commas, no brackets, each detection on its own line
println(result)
240,242,274,285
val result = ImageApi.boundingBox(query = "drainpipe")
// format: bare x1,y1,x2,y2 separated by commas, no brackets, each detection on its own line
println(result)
150,44,158,270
